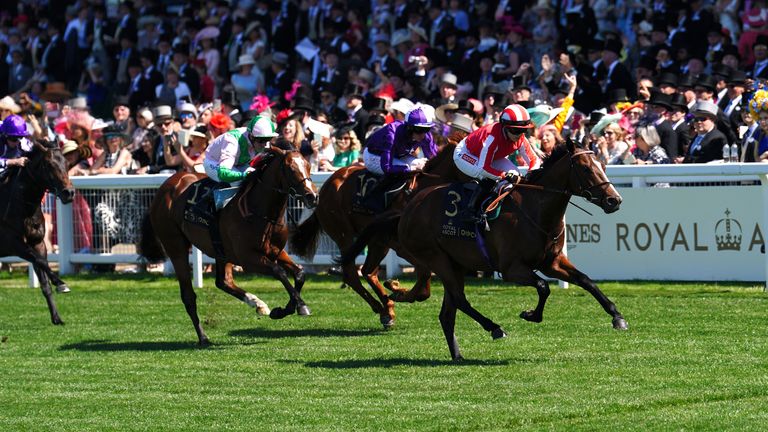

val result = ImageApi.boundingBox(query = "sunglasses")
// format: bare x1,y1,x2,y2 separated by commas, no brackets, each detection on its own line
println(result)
179,113,195,119
504,127,529,137
6,136,21,142
693,116,711,122
161,120,174,127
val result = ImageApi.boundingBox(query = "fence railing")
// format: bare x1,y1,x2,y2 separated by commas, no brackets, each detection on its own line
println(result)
4,163,768,289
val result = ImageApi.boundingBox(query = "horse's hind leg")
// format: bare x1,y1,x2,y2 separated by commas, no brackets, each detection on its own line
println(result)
214,261,270,316
359,243,396,328
439,290,462,361
542,255,627,330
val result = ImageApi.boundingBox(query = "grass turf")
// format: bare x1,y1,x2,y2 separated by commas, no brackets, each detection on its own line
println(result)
0,272,767,431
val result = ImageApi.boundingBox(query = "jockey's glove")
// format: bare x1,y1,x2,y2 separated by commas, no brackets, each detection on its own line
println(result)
504,171,521,184
244,167,256,175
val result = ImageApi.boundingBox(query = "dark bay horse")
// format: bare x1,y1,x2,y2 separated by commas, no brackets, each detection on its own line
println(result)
290,144,467,328
0,140,75,324
340,139,627,360
140,147,318,345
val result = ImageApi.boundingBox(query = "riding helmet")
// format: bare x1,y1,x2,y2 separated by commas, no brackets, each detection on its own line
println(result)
405,105,434,129
0,114,30,137
248,115,279,138
499,104,534,128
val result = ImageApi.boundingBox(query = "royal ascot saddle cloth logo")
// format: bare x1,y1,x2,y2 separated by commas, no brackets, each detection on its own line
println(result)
715,208,742,251
183,177,218,227
440,183,478,240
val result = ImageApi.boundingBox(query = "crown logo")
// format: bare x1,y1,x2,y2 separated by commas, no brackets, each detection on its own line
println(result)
715,209,742,251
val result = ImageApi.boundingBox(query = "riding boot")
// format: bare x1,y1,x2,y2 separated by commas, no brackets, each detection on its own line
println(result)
460,179,496,223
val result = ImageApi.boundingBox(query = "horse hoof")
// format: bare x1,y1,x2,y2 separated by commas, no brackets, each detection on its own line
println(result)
56,284,71,294
612,317,629,330
380,315,395,329
52,318,65,325
297,305,312,316
491,328,507,340
452,354,464,362
256,304,271,316
198,339,211,348
269,308,288,320
519,310,543,323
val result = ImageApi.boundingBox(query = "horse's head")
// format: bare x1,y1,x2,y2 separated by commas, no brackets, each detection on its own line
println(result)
564,137,622,213
270,147,318,209
28,140,75,204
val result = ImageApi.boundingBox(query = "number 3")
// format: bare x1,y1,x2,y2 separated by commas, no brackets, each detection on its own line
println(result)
445,190,461,217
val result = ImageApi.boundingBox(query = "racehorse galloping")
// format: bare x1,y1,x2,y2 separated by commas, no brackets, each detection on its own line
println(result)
340,138,627,360
140,147,318,345
290,144,467,328
0,140,75,324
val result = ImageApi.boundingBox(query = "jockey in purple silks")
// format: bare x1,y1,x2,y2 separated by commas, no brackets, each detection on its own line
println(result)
0,114,33,181
363,105,437,175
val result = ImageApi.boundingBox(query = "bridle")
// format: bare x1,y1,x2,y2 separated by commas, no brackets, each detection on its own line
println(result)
19,144,67,199
238,152,315,222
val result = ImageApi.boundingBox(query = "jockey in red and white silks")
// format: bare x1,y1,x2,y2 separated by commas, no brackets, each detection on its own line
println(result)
453,104,540,180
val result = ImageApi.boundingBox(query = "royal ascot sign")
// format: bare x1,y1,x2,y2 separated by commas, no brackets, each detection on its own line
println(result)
564,186,765,281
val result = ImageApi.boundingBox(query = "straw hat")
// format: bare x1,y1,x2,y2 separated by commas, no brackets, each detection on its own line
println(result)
61,139,79,155
40,82,72,103
450,115,473,133
0,96,21,114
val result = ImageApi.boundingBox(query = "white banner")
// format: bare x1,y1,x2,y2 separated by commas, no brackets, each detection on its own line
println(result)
565,186,765,281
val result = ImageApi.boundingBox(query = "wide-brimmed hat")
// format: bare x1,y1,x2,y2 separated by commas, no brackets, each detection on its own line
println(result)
61,139,79,155
271,51,290,66
450,114,473,133
590,113,622,135
435,102,458,123
236,54,256,68
0,96,21,113
692,100,719,119
153,105,173,122
197,26,220,41
408,23,427,41
358,68,376,85
526,104,564,127
390,98,414,115
40,82,72,102
391,29,410,47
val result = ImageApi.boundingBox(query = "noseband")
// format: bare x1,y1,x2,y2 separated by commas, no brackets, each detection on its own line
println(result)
567,149,613,204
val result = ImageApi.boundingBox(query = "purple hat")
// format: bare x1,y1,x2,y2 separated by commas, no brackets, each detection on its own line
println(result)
405,106,433,128
0,114,29,137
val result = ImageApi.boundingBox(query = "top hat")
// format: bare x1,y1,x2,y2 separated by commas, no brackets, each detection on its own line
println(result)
656,72,678,88
482,83,503,99
366,97,389,114
606,88,630,104
692,100,719,119
271,51,290,66
603,38,623,55
677,74,696,89
728,70,748,87
646,90,672,110
291,96,316,113
441,73,458,88
345,83,365,99
711,64,734,81
694,74,717,92
669,93,689,112
152,105,173,121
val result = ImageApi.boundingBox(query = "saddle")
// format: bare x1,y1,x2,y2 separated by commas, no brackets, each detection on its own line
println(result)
352,170,409,214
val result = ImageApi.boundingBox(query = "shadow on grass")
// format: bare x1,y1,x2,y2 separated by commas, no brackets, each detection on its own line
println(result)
294,357,517,368
229,327,383,339
58,339,243,352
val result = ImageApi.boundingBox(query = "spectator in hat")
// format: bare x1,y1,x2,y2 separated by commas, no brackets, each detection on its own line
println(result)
509,75,532,106
644,91,679,159
597,37,636,103
721,71,748,136
155,66,192,107
593,117,629,165
481,84,503,125
314,47,344,96
196,30,221,81
433,72,459,107
657,73,678,96
719,45,741,71
178,103,198,131
168,124,210,173
669,93,691,162
0,96,21,120
738,7,768,66
265,52,293,102
344,84,370,143
684,100,728,163
90,123,132,175
317,86,347,125
695,74,737,145
41,19,66,84
711,64,733,103
129,106,153,152
111,96,134,136
171,43,200,101
321,18,350,57
749,35,768,79
222,17,246,79
242,21,267,61
149,105,181,173
739,94,761,162
231,54,264,112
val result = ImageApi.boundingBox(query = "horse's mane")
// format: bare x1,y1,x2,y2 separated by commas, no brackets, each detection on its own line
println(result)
237,147,292,193
525,144,570,183
423,143,456,173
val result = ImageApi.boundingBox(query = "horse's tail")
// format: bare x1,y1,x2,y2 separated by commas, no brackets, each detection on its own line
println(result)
138,213,166,263
336,211,401,267
289,211,322,260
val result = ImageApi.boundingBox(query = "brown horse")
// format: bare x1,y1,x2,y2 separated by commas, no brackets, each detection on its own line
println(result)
340,139,627,360
290,143,467,328
140,147,318,345
0,139,75,324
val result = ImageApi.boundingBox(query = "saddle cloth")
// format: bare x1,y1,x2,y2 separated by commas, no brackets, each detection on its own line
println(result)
183,177,220,228
352,170,408,214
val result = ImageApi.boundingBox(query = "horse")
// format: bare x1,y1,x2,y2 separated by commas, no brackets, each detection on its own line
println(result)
339,138,627,360
289,143,467,328
0,139,75,325
139,147,318,345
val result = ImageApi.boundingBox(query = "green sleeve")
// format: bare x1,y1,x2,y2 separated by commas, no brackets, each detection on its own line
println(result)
217,166,246,182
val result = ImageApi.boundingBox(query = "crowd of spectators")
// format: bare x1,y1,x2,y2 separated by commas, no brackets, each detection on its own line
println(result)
4,0,768,264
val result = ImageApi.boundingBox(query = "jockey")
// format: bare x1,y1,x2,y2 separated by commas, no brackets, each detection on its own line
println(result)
203,114,279,184
363,105,437,175
453,104,541,220
0,114,33,181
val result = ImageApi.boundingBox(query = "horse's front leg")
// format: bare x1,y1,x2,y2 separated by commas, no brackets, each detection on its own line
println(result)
240,252,303,320
501,265,550,324
7,235,63,325
541,254,628,330
275,250,311,316
214,261,270,316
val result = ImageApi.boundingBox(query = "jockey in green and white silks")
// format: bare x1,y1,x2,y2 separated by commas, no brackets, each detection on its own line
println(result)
203,115,279,183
